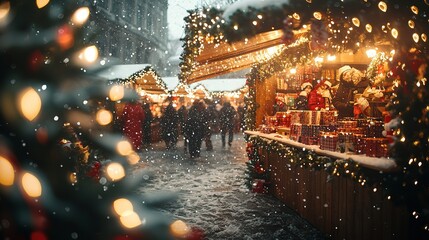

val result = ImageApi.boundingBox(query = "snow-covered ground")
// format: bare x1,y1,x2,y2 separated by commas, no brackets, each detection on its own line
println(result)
138,133,325,240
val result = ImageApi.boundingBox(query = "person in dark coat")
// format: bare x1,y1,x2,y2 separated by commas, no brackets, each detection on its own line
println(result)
142,102,153,148
184,100,206,158
160,101,179,150
219,101,237,148
332,65,370,118
177,103,188,152
294,82,313,110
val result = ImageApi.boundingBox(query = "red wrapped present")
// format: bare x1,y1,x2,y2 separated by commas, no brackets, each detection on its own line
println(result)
337,132,354,153
319,133,338,151
299,110,321,125
321,111,338,125
365,138,389,157
275,112,291,127
353,133,366,154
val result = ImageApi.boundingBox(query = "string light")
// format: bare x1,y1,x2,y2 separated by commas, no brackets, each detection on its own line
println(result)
0,155,14,186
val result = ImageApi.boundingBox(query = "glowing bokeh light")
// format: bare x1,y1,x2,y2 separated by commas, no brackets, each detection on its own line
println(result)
0,1,10,20
36,0,49,9
113,198,134,216
19,87,42,121
116,140,133,156
120,211,141,228
352,18,360,27
365,24,372,33
391,28,398,39
109,85,124,101
71,7,90,25
106,162,125,181
127,152,140,165
21,172,42,198
313,12,322,20
78,45,98,64
96,109,113,126
378,1,387,12
170,220,190,237
0,156,14,186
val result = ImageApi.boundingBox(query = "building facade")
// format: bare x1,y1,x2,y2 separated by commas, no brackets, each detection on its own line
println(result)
86,0,169,75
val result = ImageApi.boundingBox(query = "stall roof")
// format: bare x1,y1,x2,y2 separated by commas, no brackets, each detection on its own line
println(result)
98,64,168,95
190,78,246,92
97,64,150,80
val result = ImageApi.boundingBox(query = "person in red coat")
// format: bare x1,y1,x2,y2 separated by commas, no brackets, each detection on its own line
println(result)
308,80,332,110
121,100,145,151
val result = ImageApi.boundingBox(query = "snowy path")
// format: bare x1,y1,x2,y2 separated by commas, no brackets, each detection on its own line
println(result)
137,133,326,240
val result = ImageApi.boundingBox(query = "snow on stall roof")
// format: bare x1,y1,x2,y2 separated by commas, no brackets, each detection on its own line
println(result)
97,64,151,80
162,77,247,92
223,0,290,19
190,78,246,92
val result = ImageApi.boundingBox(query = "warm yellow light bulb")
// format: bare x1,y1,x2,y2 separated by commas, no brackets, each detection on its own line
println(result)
0,156,14,186
36,0,49,9
80,45,98,63
21,172,42,198
352,17,360,27
421,33,427,42
365,24,372,33
113,198,134,215
378,1,387,12
19,87,42,121
71,7,90,26
391,28,398,39
411,5,418,15
96,109,113,126
170,220,190,237
313,12,322,20
413,33,419,43
106,162,125,181
109,85,124,101
408,20,415,29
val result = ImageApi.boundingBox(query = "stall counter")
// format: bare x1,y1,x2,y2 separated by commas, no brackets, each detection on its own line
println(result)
244,130,398,172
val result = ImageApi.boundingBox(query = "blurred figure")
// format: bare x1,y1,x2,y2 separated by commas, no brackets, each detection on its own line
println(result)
121,100,145,151
177,102,188,152
160,101,179,150
219,101,237,148
295,82,313,110
185,100,206,158
204,100,217,151
142,101,153,148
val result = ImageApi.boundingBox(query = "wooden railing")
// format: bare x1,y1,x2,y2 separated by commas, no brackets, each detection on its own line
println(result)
246,131,411,239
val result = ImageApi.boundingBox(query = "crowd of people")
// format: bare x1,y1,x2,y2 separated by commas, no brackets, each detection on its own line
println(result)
118,98,244,159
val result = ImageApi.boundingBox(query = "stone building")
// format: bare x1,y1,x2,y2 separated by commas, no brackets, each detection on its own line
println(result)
87,0,169,75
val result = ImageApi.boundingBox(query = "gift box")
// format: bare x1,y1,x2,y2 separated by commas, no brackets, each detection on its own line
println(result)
320,133,338,151
265,116,278,126
252,179,267,193
337,132,354,153
365,138,389,157
289,110,303,125
365,120,384,138
321,111,338,125
301,136,319,145
290,123,302,141
337,120,358,129
275,112,291,127
353,133,366,154
300,110,321,125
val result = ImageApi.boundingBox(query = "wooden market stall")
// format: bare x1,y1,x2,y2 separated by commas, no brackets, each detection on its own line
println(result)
178,0,429,239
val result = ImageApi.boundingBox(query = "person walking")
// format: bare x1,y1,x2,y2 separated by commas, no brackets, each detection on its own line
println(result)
121,100,145,151
177,102,189,152
160,100,179,150
219,101,236,148
184,100,206,158
142,101,153,148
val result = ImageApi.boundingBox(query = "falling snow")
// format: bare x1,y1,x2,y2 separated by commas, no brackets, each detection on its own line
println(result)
137,134,325,239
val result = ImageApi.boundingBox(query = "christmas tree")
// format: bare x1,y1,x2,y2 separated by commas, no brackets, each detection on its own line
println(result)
0,1,190,239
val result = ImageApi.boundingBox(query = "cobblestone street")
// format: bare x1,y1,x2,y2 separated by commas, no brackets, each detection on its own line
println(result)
138,133,326,240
